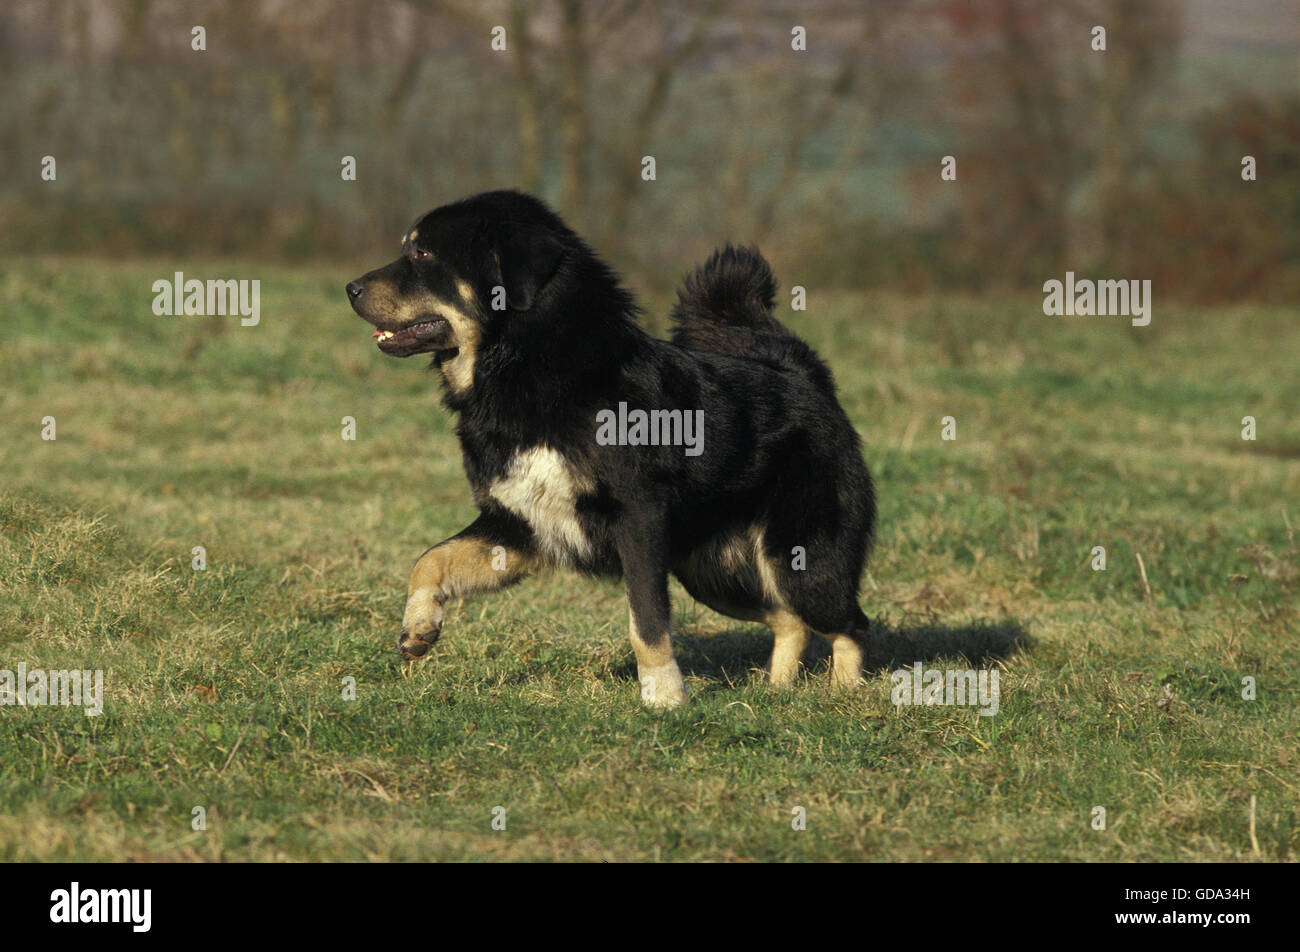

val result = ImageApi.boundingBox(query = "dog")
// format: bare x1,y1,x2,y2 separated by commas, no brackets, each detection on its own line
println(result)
346,190,876,707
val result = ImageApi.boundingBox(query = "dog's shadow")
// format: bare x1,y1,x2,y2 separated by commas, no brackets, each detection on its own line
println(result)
612,616,1030,685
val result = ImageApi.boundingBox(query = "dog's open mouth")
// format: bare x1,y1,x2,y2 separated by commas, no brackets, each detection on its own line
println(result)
370,318,450,357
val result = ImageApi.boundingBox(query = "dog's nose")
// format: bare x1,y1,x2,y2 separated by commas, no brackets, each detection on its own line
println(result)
346,281,365,301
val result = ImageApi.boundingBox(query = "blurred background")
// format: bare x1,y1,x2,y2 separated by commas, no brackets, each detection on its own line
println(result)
3,0,1297,301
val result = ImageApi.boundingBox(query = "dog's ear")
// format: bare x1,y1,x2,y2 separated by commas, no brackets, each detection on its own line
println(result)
494,228,564,311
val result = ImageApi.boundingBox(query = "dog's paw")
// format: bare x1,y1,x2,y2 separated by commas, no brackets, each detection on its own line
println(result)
829,634,865,692
829,671,866,693
399,590,445,661
639,662,688,709
397,625,440,661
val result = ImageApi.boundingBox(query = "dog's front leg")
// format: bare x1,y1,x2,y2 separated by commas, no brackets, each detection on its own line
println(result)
615,507,687,708
399,511,537,660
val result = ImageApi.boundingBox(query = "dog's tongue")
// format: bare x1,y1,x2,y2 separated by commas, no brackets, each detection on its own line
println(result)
371,329,382,338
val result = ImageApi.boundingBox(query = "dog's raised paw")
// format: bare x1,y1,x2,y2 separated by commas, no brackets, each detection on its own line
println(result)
397,628,439,661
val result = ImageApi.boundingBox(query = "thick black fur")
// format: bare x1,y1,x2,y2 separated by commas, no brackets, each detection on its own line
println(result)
348,190,875,665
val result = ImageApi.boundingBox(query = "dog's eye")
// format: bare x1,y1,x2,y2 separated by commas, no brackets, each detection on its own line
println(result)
411,247,432,261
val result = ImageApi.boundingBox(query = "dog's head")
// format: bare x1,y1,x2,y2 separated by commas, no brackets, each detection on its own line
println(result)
345,191,566,385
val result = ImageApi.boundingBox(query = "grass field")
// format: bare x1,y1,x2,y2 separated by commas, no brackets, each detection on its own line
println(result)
0,257,1296,861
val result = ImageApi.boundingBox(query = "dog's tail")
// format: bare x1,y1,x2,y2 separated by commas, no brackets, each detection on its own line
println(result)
670,245,828,377
670,245,782,340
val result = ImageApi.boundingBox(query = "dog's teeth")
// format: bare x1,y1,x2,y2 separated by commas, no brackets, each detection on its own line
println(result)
378,331,395,341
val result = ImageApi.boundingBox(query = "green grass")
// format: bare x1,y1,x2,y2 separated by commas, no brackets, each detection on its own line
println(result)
0,257,1297,861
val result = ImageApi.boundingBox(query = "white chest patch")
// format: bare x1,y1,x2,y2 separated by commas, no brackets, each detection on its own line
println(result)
489,446,593,563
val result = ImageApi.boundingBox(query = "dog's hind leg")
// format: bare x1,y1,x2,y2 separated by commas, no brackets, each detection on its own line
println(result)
756,520,871,691
824,609,871,691
399,511,538,661
764,609,810,686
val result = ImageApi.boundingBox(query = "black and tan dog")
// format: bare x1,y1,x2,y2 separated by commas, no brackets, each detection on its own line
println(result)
346,190,876,707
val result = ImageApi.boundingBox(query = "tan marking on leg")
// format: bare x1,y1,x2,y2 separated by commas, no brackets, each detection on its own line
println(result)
399,537,536,660
749,526,788,608
814,612,869,691
628,606,687,709
765,609,809,686
828,634,865,690
400,584,445,648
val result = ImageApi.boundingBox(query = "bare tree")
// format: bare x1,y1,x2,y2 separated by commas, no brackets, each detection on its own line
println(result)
603,0,728,244
557,0,590,212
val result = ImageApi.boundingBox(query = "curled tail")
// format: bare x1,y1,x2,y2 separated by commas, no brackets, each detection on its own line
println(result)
670,244,783,344
670,245,829,380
